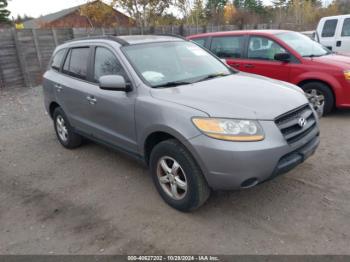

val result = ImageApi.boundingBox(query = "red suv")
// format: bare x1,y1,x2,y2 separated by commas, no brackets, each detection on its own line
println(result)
188,30,350,115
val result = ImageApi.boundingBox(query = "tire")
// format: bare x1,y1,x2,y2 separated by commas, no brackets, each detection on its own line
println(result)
149,139,210,212
53,107,82,149
301,82,334,115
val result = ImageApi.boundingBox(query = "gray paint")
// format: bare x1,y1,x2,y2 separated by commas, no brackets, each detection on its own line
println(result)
43,36,320,190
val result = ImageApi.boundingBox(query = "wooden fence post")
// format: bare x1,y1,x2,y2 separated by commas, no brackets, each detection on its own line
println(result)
52,28,59,46
12,28,30,87
32,29,43,72
0,62,4,89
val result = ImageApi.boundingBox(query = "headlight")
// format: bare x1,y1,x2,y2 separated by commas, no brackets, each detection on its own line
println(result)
192,118,264,141
344,70,350,81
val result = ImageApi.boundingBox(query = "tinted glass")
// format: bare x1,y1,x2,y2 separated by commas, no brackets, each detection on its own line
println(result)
341,18,350,37
63,47,90,80
123,41,232,87
192,38,206,47
51,49,65,71
94,47,125,81
322,19,338,37
247,36,286,61
210,36,244,58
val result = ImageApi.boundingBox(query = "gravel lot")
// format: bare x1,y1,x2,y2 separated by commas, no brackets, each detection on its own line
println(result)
0,86,350,255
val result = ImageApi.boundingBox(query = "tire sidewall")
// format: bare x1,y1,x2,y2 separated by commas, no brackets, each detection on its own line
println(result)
150,140,205,211
53,108,73,147
302,82,334,115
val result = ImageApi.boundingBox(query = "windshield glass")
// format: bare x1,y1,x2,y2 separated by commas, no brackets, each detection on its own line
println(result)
275,32,331,57
122,41,232,87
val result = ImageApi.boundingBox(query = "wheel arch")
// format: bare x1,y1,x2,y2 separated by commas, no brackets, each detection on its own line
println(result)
49,101,61,119
141,127,202,169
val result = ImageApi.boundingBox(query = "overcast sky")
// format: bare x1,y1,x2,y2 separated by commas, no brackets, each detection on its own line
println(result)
8,0,273,19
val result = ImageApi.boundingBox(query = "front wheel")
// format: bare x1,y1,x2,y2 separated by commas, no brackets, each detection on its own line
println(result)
149,139,210,212
301,82,334,116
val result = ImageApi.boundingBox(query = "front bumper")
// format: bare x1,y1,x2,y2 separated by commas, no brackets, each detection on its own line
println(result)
188,120,320,190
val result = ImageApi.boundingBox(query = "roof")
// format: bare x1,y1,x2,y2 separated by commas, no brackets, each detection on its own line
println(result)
23,5,82,28
188,30,292,39
118,35,185,45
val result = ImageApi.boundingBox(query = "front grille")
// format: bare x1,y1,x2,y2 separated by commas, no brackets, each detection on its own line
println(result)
275,104,317,144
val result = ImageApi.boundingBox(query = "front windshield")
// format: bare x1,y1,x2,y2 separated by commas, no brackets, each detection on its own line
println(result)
275,32,331,57
122,41,232,87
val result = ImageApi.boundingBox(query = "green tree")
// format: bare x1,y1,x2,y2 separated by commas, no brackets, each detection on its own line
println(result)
233,0,244,9
205,0,228,24
0,0,10,23
113,0,173,29
334,0,350,14
188,0,206,25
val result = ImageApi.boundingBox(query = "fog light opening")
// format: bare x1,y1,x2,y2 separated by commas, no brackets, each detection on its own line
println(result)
241,178,259,189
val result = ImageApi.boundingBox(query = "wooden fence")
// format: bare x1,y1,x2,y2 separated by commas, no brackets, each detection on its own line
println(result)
0,23,308,89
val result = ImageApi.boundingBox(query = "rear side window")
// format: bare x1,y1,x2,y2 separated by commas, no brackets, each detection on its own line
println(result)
94,47,126,81
51,49,65,71
192,38,206,47
341,18,350,37
322,19,338,37
63,47,90,80
210,36,244,58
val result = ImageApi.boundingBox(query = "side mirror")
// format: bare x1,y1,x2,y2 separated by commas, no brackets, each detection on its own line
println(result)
274,53,291,62
99,75,130,91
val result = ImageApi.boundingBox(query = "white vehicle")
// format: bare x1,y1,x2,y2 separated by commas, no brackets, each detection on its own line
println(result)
316,14,350,55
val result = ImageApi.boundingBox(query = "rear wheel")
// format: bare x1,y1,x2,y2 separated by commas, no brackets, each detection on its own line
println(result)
301,82,334,116
53,107,82,149
149,139,210,212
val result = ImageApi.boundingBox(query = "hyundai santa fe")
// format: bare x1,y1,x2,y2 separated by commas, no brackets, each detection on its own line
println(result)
188,30,350,115
43,35,320,211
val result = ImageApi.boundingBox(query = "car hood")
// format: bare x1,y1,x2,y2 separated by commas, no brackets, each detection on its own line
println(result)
150,72,308,120
310,54,350,68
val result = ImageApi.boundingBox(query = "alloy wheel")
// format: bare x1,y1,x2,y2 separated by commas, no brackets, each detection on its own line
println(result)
56,115,68,142
156,156,188,200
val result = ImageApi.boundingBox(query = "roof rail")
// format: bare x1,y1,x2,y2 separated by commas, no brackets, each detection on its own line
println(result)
65,35,129,46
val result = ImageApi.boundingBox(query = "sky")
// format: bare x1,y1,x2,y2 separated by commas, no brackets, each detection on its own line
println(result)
8,0,274,19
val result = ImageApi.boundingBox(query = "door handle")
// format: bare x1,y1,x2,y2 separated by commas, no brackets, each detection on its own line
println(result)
336,41,342,47
54,84,63,92
86,95,97,105
244,64,255,68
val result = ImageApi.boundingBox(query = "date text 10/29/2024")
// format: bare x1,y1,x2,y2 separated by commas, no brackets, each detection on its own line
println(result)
127,256,220,261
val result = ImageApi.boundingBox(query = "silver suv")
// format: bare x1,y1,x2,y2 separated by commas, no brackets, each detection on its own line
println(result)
43,35,320,211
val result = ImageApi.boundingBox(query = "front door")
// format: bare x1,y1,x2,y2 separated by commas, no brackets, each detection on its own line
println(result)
84,46,137,153
338,17,350,54
319,18,339,51
240,36,291,82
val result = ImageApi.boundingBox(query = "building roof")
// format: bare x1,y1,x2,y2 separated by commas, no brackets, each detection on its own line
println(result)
23,5,82,28
23,1,131,29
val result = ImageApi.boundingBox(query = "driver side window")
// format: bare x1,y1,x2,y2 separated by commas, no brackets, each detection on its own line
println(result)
247,36,286,61
94,47,126,82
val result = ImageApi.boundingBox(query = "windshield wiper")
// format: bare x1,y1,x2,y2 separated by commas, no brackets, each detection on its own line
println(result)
194,73,231,83
302,54,325,58
152,81,193,88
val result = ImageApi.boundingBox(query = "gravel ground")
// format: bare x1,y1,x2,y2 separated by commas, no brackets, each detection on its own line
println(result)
0,86,350,255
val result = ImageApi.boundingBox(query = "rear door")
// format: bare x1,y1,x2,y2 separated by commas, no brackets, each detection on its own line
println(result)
318,18,339,51
338,17,350,54
58,46,98,134
209,35,246,70
239,35,291,82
